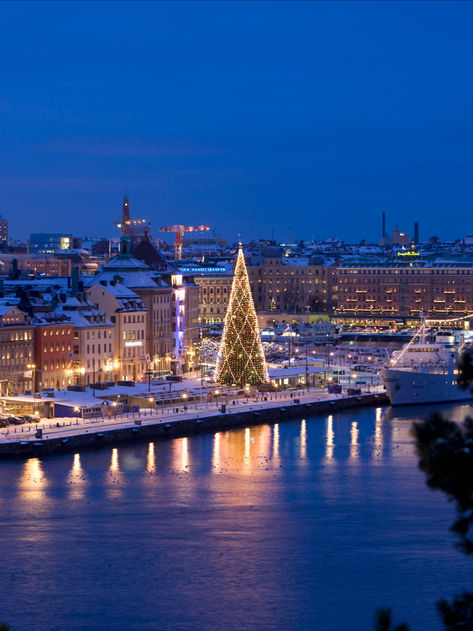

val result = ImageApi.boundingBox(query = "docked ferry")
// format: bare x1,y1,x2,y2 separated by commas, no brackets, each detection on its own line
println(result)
379,327,473,406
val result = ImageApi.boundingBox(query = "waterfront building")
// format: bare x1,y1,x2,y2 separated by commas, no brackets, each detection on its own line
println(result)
246,247,335,314
88,247,173,376
194,273,233,324
59,296,115,385
33,313,74,391
86,282,147,381
168,273,200,374
335,260,473,320
0,306,34,395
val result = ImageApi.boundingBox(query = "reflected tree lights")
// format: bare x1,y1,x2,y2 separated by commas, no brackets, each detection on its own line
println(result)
212,432,221,471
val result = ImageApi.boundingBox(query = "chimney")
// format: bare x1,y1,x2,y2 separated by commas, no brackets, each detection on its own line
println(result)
414,221,419,245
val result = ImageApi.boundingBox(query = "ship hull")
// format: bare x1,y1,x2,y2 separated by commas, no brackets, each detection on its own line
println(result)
380,368,473,406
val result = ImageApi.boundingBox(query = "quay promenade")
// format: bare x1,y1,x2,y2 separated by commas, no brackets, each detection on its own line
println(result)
0,386,388,459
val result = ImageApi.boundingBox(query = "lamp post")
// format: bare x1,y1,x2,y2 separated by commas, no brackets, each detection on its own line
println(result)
305,344,309,391
27,363,36,393
27,363,37,416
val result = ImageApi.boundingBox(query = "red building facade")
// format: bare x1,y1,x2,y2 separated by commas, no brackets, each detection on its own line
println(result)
34,323,74,390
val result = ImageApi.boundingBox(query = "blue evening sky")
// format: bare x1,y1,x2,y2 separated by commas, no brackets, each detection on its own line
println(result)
0,1,471,244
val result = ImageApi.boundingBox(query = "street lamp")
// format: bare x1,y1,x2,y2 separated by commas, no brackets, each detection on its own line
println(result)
27,363,36,393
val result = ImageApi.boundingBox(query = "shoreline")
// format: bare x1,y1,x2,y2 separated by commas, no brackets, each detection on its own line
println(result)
0,391,388,460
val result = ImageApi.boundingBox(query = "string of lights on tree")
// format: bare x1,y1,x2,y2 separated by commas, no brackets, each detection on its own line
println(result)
215,246,269,387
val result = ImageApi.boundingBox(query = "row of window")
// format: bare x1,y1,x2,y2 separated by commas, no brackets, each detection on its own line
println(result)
86,344,113,354
0,331,32,342
122,330,145,341
0,350,33,360
202,287,228,294
86,330,112,340
43,328,71,336
339,269,473,275
42,343,72,353
43,360,71,371
123,314,145,323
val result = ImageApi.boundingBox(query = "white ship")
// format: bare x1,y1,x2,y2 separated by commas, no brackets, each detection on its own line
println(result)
379,325,473,406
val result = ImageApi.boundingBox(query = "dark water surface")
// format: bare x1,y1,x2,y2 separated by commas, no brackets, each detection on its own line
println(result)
0,404,471,631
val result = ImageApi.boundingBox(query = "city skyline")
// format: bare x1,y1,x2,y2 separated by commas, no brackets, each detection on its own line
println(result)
0,1,472,243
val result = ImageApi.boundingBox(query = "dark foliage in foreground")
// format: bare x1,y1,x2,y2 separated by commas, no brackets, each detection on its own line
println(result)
375,608,408,631
412,412,473,555
374,354,473,630
437,591,473,630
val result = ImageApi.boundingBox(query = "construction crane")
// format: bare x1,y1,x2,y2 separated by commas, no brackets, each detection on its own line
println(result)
160,224,210,260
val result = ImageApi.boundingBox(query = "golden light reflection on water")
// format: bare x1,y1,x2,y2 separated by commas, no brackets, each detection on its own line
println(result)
147,442,156,473
244,427,251,468
106,447,123,497
111,448,119,472
300,419,307,460
173,437,189,472
19,458,47,501
350,421,359,459
212,432,221,471
68,453,86,499
273,424,280,464
326,415,334,460
208,425,273,475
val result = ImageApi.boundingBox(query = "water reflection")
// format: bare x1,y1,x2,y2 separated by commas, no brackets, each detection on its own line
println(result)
173,437,189,472
212,432,221,471
67,453,86,499
244,427,250,469
273,423,280,464
19,457,47,501
300,419,307,461
111,448,119,472
147,443,156,473
106,447,122,498
350,421,359,459
326,414,334,460
5,404,473,631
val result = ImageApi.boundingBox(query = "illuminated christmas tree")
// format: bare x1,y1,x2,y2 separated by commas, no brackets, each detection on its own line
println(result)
215,246,269,387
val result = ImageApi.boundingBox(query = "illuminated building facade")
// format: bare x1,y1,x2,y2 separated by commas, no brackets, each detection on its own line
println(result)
0,306,34,395
88,248,173,376
33,317,74,391
194,274,232,324
335,263,473,318
29,233,74,254
246,250,335,313
0,254,71,277
170,274,200,374
60,296,115,385
86,283,147,381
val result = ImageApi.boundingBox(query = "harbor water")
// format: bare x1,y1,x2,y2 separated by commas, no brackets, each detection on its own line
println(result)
0,403,471,631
